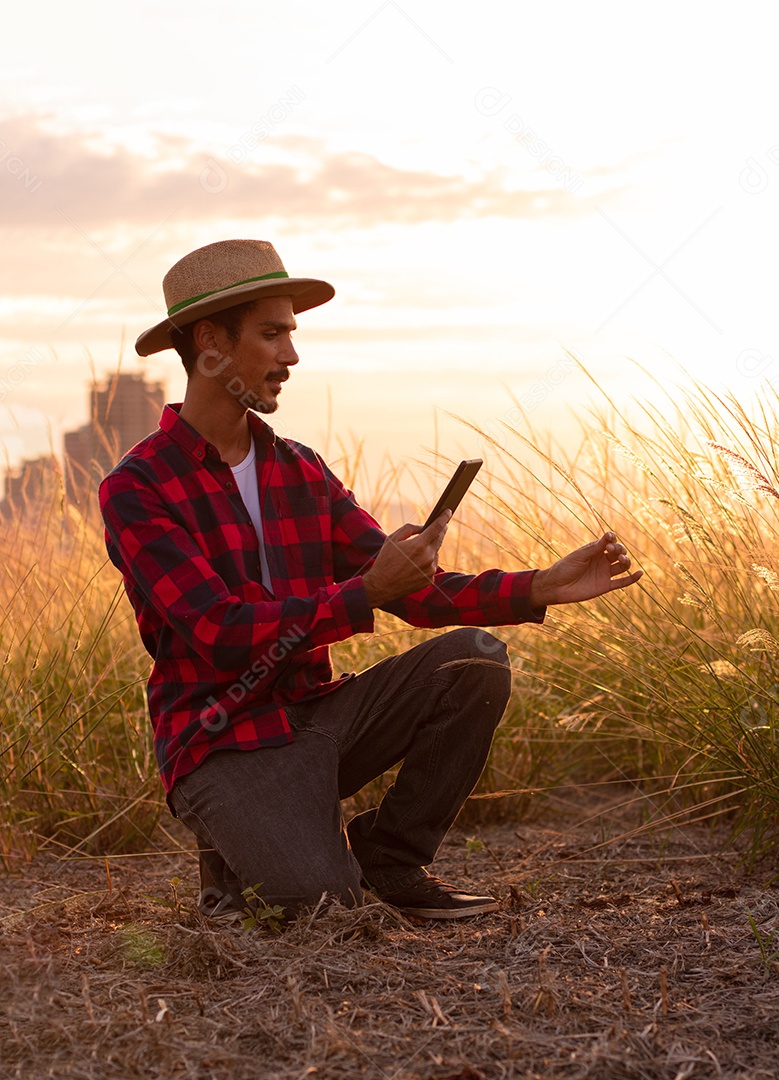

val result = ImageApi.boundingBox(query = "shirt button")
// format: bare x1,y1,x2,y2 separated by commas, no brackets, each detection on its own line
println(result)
195,448,204,459
226,481,234,489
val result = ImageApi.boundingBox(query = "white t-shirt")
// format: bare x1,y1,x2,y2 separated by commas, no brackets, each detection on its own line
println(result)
230,440,273,592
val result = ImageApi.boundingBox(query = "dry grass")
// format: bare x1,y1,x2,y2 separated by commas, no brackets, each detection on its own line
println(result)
2,790,779,1080
445,371,779,851
0,497,158,864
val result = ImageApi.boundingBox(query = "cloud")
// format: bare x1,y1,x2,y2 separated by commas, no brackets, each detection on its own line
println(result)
0,115,605,235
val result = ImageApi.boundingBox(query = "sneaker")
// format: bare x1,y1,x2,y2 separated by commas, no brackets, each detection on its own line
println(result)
201,906,245,928
198,853,245,925
195,894,244,928
379,875,499,920
198,888,245,926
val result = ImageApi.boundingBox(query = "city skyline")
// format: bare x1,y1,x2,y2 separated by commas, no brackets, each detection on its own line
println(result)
2,371,164,506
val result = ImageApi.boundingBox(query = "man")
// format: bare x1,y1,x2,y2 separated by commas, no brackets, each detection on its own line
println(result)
99,239,642,922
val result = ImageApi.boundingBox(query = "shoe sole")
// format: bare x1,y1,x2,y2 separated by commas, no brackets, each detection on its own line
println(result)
200,909,245,927
391,900,499,919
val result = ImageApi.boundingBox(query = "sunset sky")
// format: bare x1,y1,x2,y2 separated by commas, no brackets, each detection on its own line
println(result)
1,1,777,498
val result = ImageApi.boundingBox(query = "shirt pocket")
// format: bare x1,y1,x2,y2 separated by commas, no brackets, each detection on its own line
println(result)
278,496,333,575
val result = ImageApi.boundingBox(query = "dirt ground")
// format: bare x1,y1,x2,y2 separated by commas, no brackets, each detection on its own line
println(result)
2,787,779,1080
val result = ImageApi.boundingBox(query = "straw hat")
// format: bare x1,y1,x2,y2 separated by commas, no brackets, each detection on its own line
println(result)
135,239,335,356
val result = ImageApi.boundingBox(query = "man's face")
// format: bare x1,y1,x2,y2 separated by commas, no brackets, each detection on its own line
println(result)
196,295,299,414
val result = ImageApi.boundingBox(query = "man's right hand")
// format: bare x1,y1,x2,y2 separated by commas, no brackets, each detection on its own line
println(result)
362,511,452,607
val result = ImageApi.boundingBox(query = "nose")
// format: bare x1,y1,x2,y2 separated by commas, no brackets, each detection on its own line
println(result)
284,338,299,366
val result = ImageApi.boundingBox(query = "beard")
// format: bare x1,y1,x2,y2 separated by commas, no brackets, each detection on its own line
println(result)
218,370,284,414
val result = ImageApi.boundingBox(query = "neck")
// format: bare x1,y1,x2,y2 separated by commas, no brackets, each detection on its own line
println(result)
179,378,252,466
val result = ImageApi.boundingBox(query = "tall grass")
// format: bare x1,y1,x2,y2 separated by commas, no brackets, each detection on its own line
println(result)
0,482,158,865
2,369,779,863
447,367,779,850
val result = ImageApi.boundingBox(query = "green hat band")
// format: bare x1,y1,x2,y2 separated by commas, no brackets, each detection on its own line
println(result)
167,271,290,316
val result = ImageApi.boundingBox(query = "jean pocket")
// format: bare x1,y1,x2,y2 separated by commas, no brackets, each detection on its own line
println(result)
285,702,310,732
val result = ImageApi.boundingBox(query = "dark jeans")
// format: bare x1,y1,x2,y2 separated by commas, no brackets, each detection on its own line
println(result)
170,628,512,916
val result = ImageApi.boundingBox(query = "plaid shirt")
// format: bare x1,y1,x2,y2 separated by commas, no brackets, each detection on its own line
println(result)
99,404,545,797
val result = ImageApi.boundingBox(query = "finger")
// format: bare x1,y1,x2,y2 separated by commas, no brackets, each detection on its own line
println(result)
605,542,627,559
420,509,452,539
390,523,423,542
607,569,643,591
602,533,629,559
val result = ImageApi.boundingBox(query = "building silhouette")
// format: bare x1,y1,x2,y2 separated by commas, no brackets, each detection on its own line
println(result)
2,454,63,512
64,372,165,504
1,372,165,514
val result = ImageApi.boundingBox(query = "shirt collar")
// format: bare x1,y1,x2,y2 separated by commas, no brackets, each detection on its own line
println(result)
160,403,277,462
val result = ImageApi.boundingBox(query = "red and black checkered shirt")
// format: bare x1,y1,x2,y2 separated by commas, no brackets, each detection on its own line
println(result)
99,404,544,797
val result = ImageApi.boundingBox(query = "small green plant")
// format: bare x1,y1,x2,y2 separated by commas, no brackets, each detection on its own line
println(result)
117,923,166,966
746,911,779,974
463,835,485,874
164,876,185,919
240,883,286,933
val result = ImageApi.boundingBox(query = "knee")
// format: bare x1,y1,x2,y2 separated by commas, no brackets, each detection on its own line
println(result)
278,873,363,917
436,628,511,713
254,853,363,917
439,627,510,676
439,626,508,659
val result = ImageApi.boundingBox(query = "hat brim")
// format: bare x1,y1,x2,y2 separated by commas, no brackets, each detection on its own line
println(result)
135,276,335,356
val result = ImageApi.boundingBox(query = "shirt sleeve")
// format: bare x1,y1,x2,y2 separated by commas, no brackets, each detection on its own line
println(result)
322,457,546,628
99,468,375,674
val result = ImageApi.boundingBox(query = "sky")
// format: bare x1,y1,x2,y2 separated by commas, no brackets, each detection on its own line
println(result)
1,1,778,498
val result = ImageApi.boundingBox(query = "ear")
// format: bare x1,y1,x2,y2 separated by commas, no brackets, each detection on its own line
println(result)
191,318,221,356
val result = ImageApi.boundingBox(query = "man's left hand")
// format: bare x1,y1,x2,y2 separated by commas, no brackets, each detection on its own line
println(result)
529,532,643,608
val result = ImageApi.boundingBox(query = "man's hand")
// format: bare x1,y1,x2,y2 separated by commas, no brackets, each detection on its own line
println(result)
530,531,643,608
362,511,451,607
